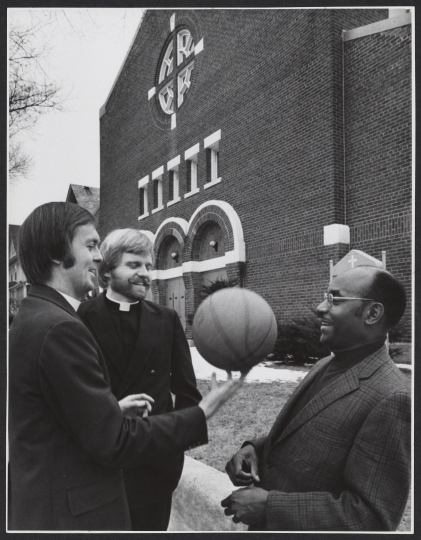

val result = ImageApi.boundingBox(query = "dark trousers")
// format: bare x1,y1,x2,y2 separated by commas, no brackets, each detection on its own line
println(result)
129,494,172,531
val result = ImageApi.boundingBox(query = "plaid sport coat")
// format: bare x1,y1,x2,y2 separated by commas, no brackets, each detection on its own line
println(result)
248,345,411,531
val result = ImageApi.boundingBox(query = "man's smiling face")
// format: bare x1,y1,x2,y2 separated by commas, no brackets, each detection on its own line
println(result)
61,223,102,300
106,251,153,302
316,269,374,352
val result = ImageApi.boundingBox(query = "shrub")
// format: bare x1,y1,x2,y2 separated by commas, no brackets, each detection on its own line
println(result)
273,310,330,365
199,277,239,300
186,277,239,327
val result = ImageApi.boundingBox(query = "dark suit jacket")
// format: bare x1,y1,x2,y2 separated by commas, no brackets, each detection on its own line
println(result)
247,346,410,531
8,284,207,531
77,292,202,506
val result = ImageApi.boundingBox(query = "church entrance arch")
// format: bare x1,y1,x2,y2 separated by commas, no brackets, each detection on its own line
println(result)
182,201,246,338
152,218,188,330
195,221,228,287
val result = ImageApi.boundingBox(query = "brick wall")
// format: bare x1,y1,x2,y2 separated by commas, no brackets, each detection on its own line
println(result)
100,9,411,338
344,23,412,336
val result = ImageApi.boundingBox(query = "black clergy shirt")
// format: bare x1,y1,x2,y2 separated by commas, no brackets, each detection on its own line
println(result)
104,293,141,373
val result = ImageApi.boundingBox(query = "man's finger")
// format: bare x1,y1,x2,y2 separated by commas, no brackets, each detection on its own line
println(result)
132,400,152,413
250,463,260,483
129,393,155,403
221,496,231,507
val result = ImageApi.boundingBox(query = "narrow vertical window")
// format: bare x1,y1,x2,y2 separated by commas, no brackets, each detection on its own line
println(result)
139,188,145,215
204,130,222,189
169,171,174,201
211,149,219,182
184,143,200,198
151,167,164,213
167,155,180,206
153,180,160,209
186,160,192,193
138,175,149,220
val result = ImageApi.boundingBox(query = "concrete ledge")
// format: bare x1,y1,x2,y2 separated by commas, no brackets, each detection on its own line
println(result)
168,457,247,531
343,12,411,42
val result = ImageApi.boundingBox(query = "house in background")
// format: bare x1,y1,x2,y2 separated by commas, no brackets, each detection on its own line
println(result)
8,185,100,313
66,184,101,297
66,184,100,223
9,224,28,312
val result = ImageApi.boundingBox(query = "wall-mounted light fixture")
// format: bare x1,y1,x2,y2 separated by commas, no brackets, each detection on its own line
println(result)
209,240,218,252
171,252,179,261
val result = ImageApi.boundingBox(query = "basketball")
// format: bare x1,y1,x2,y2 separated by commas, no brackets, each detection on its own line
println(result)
192,287,278,372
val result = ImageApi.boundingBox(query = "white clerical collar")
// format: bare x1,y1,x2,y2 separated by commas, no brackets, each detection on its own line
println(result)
106,290,139,312
57,291,81,312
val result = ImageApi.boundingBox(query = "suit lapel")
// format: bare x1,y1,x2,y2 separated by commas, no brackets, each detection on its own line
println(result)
83,295,128,379
271,345,390,447
268,356,333,445
29,284,112,385
117,301,161,398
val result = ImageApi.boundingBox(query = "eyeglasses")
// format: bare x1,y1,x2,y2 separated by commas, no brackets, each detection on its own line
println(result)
323,292,376,309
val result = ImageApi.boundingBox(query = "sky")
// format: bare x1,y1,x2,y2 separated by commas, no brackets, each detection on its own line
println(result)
8,8,145,225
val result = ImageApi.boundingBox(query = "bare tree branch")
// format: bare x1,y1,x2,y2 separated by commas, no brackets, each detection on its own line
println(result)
8,19,64,179
9,141,33,180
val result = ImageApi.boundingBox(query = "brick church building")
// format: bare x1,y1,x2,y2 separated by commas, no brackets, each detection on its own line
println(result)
99,9,412,339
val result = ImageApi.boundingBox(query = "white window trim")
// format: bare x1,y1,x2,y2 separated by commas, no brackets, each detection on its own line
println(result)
210,147,220,183
138,188,148,217
152,166,164,180
152,172,163,212
138,175,149,220
167,156,180,202
177,60,194,108
204,130,221,185
159,40,174,84
138,175,149,189
185,144,199,196
185,159,199,196
167,197,181,207
168,170,179,201
177,29,194,66
204,130,221,150
185,143,200,161
204,177,221,189
158,80,174,115
167,155,180,170
184,188,200,199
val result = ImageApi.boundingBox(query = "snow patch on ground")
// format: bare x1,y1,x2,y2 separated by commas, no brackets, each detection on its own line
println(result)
190,347,306,384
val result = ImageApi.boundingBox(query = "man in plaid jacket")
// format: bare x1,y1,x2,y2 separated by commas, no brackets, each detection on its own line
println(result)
222,266,410,531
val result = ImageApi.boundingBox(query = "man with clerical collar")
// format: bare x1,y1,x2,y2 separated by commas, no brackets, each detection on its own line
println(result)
9,203,244,531
223,266,411,531
78,228,202,531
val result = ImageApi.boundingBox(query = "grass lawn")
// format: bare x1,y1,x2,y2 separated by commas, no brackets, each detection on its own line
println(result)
187,373,412,532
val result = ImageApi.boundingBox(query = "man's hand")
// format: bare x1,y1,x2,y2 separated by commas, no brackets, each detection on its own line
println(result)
221,486,268,525
198,371,248,420
118,393,155,418
226,444,260,486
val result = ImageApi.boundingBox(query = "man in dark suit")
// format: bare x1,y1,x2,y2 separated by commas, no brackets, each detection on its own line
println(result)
222,266,410,531
78,228,201,530
8,202,244,531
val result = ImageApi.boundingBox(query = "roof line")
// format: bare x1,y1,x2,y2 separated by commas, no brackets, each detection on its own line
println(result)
100,9,147,118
